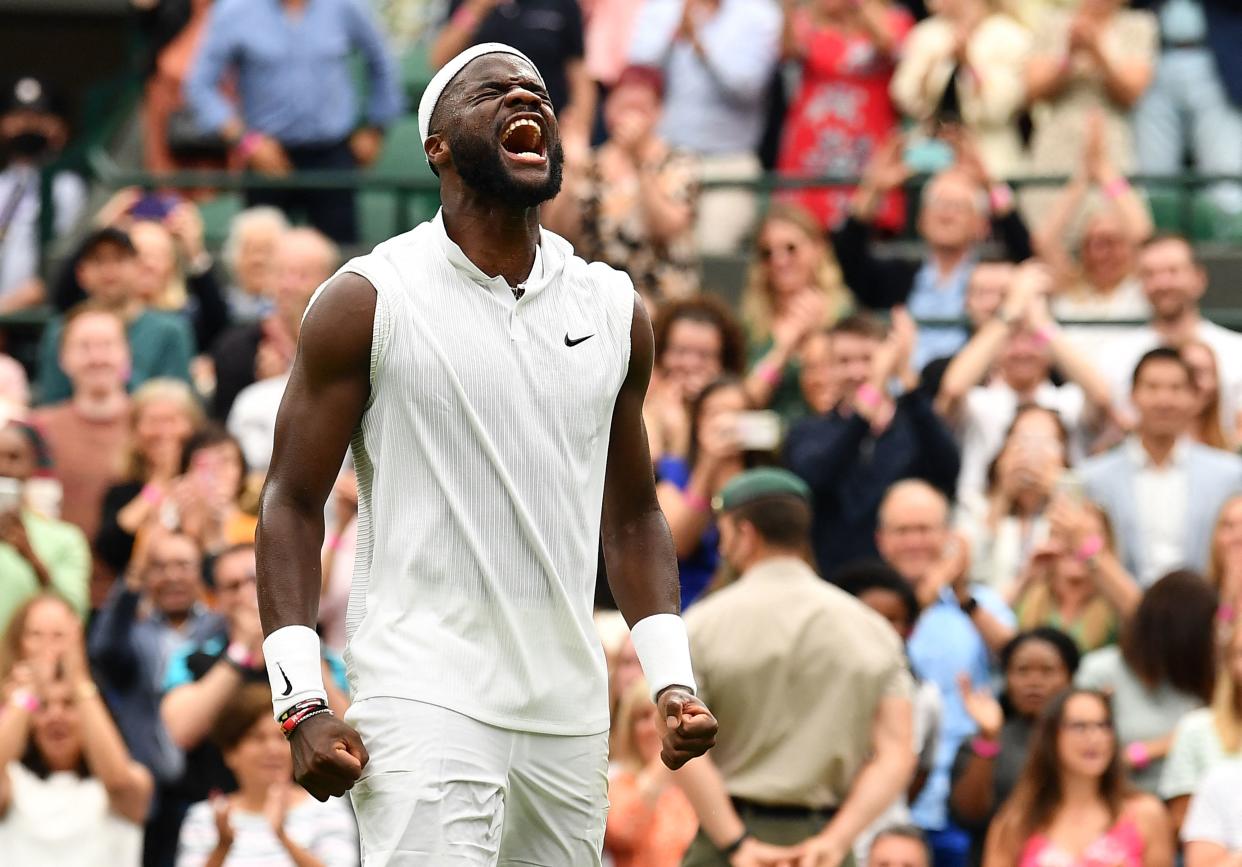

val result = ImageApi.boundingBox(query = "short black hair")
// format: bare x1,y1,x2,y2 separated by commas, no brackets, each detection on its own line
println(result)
1131,346,1194,390
728,496,812,551
999,627,1081,678
837,559,920,625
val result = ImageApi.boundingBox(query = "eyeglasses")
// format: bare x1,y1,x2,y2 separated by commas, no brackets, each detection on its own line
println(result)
1061,720,1112,736
217,572,256,594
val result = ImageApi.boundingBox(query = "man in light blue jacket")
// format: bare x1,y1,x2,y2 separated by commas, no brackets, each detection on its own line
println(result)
1080,347,1242,586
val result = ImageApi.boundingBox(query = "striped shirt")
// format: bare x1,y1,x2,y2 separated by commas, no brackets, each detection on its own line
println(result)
324,212,635,736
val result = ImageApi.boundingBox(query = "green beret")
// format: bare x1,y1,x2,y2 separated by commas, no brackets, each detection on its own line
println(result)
714,467,811,513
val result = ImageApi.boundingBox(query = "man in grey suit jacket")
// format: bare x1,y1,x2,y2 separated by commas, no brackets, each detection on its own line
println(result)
1080,347,1242,586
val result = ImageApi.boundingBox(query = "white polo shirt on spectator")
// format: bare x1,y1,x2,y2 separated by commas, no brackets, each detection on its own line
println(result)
1079,320,1242,429
1129,437,1190,587
1182,760,1242,850
955,379,1087,505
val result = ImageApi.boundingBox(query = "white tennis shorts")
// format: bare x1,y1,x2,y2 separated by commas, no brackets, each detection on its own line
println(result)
345,697,609,866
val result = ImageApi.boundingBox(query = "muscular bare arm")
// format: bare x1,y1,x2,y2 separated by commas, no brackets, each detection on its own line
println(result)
256,271,376,800
601,295,717,769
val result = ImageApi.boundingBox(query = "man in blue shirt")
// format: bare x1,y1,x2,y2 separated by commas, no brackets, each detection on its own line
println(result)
873,480,1015,867
185,0,403,243
831,134,1033,370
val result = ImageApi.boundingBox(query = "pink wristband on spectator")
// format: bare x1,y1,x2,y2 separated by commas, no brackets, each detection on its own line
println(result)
971,737,1001,759
1125,741,1151,770
141,483,163,506
989,184,1015,214
236,131,263,161
756,361,782,388
683,491,711,514
226,642,256,670
1218,604,1236,624
1075,534,1105,564
856,383,883,410
1031,325,1057,347
10,689,39,713
1103,177,1130,200
452,4,480,30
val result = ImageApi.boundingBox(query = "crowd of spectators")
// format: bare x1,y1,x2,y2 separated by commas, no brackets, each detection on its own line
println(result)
3,0,1242,865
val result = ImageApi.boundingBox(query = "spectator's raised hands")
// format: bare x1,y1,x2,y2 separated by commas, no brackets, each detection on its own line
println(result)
770,290,828,354
957,673,1003,741
164,201,207,262
94,187,143,229
860,134,911,194
264,783,291,836
211,792,235,852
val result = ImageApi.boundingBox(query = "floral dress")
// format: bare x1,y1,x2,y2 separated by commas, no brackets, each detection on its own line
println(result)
575,146,701,303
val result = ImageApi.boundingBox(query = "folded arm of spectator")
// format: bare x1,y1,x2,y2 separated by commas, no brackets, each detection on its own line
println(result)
160,607,261,750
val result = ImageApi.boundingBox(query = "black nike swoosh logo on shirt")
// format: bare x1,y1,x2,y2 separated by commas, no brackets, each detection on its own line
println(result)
565,333,595,347
277,663,293,697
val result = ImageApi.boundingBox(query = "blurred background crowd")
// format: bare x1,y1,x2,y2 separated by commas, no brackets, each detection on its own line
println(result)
3,0,1242,865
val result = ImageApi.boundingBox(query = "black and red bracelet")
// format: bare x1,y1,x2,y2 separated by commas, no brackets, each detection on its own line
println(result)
278,698,332,739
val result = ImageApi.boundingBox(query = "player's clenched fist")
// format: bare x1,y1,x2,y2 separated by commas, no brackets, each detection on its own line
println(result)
289,715,370,801
657,687,718,769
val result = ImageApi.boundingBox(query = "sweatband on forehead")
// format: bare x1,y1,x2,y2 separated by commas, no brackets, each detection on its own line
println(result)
417,42,545,160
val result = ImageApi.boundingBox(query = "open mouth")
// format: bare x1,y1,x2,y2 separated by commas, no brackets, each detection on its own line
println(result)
500,116,547,165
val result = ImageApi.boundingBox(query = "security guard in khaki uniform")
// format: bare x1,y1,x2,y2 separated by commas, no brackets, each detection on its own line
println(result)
676,468,917,867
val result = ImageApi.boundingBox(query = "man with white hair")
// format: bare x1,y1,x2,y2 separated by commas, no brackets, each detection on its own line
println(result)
833,134,1034,370
222,206,288,320
256,44,717,865
209,227,338,420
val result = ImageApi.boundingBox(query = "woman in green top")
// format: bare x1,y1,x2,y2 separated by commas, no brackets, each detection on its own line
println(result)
741,203,853,422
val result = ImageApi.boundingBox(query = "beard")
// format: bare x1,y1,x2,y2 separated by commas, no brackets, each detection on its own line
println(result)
446,125,564,208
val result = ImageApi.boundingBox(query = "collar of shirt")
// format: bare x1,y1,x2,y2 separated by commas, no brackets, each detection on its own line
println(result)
432,209,561,307
1124,435,1191,471
738,555,820,584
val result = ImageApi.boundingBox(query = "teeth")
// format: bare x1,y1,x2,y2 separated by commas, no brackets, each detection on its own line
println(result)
502,118,542,143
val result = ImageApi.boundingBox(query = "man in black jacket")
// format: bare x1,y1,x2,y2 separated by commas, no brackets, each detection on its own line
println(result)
786,314,960,577
831,132,1032,372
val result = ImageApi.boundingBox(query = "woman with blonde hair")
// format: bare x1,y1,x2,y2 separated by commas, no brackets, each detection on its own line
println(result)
95,378,203,577
1160,624,1242,833
742,203,852,421
1205,495,1242,628
604,678,697,867
1182,340,1235,452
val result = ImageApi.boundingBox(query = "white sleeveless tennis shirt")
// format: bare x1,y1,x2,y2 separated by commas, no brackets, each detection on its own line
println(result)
320,211,634,736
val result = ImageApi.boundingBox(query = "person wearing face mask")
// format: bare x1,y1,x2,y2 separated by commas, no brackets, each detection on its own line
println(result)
0,76,86,313
0,420,90,636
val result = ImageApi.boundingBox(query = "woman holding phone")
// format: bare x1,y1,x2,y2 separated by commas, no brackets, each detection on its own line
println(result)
655,376,778,607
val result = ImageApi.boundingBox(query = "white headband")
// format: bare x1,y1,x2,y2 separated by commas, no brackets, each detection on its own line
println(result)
417,43,544,163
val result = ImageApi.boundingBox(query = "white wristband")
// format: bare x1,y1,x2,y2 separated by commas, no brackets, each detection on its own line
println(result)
629,613,697,702
263,625,328,718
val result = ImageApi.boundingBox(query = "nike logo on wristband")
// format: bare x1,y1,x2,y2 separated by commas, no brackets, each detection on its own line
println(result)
277,663,293,697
